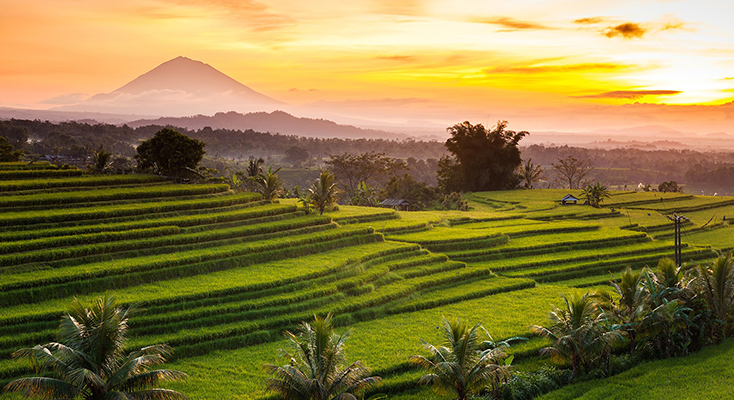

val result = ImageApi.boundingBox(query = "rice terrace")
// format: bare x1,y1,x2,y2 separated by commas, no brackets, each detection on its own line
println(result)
0,159,732,400
2,2,734,398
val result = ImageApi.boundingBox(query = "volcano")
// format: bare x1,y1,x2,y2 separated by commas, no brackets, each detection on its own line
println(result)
57,56,284,117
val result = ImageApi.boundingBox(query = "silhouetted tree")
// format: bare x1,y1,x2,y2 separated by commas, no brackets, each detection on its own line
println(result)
0,136,22,162
552,155,593,189
444,121,527,192
135,128,205,177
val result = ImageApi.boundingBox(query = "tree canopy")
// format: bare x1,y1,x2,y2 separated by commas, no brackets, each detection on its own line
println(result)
135,128,205,177
0,136,23,162
443,121,527,192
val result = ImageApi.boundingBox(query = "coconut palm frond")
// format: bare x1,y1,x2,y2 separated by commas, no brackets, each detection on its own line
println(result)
3,376,76,399
4,295,186,400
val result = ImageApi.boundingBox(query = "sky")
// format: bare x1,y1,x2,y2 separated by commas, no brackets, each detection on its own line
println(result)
1,0,733,134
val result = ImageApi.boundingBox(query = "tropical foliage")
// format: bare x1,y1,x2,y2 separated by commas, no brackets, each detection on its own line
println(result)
253,166,284,201
517,158,543,189
531,293,623,377
410,317,514,400
3,293,187,400
263,314,381,400
581,182,611,208
308,171,340,215
694,253,734,340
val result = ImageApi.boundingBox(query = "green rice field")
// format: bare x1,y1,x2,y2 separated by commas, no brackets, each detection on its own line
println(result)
0,163,731,400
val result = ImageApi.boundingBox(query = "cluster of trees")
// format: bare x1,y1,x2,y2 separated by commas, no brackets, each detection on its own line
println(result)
9,117,734,194
533,254,734,382
5,253,734,400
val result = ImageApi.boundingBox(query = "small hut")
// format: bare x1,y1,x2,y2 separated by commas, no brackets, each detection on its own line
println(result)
380,198,412,211
560,194,579,205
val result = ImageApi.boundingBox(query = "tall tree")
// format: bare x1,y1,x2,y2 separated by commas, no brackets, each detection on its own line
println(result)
552,155,593,189
326,152,406,194
444,121,528,192
410,317,513,400
3,293,187,400
263,314,380,400
135,128,205,177
436,155,465,194
0,135,23,162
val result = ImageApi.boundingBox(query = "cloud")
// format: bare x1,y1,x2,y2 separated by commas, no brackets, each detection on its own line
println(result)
662,21,684,31
376,55,416,62
288,88,319,92
574,90,682,99
486,63,627,75
604,23,647,39
474,17,553,31
159,0,295,31
573,17,605,24
39,93,88,105
372,0,423,15
310,98,430,108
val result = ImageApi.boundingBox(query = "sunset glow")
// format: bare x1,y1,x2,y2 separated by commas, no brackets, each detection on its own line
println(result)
1,0,733,133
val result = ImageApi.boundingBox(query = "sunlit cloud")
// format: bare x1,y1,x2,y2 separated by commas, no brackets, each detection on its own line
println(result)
574,90,682,99
473,17,554,31
486,63,628,75
573,17,605,24
604,23,647,39
376,55,416,62
39,93,89,105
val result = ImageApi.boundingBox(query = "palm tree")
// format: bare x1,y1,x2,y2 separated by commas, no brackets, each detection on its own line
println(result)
246,156,265,178
91,145,112,173
517,159,543,189
531,293,622,377
263,314,380,400
410,317,513,400
610,267,647,352
694,253,734,341
581,182,611,208
308,171,340,215
254,166,284,201
3,293,187,400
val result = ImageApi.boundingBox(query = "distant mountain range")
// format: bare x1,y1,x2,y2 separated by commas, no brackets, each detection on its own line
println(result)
56,56,283,117
126,110,411,140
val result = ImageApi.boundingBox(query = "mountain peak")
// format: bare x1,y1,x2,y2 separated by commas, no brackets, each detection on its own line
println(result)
65,57,283,117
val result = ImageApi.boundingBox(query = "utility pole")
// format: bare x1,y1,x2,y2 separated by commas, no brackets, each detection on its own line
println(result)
666,213,688,267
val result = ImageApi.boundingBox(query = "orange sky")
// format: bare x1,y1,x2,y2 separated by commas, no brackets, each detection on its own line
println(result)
1,0,733,133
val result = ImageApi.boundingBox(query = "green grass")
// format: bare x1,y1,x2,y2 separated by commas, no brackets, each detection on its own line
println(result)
0,192,263,227
156,284,584,400
538,338,734,400
0,174,166,192
0,185,730,400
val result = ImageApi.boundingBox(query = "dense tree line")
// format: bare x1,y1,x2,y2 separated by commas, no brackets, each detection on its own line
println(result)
5,118,734,192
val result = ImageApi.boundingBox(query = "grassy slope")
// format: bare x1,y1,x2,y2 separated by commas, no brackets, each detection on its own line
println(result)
538,338,734,400
1,179,733,400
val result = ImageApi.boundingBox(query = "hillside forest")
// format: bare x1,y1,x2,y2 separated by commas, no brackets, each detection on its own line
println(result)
2,118,734,197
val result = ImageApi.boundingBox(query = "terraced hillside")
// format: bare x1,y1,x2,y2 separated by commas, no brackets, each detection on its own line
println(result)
0,166,730,400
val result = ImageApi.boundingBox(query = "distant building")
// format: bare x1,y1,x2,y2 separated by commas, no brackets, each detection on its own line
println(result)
561,194,579,205
380,198,412,211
